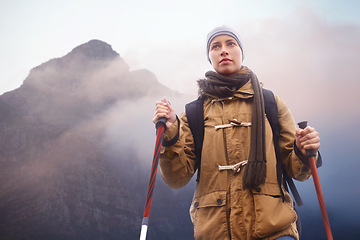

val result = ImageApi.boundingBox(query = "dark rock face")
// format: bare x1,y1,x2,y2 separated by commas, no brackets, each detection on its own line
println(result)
0,40,194,240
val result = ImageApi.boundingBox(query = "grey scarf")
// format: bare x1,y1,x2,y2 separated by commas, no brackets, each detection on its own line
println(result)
197,66,267,189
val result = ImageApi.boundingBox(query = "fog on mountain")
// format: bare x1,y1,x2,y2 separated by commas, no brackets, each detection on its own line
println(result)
0,39,194,240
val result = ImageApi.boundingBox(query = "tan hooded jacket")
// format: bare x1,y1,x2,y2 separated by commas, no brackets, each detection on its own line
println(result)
159,80,315,240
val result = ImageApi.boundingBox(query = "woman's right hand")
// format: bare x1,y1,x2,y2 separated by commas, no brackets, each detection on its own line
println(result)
153,97,177,129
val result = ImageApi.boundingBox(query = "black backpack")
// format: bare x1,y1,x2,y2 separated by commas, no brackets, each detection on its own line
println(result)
185,89,303,207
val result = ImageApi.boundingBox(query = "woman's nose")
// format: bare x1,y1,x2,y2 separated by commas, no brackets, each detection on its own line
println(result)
221,48,228,56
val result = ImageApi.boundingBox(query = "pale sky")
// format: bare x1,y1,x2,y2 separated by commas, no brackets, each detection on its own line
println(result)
1,0,359,96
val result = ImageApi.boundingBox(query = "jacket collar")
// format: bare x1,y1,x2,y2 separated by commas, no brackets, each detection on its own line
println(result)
233,79,254,99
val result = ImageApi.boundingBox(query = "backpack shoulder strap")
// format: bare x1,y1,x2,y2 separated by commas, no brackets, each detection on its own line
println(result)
185,97,204,182
263,88,303,206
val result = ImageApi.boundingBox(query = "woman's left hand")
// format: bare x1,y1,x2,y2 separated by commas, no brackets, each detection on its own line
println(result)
295,126,321,156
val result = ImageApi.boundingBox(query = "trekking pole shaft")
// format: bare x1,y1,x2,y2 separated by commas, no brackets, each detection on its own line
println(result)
298,121,333,240
140,118,167,240
308,156,333,240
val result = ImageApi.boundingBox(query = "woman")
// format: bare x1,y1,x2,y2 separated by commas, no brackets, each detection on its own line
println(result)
153,26,320,240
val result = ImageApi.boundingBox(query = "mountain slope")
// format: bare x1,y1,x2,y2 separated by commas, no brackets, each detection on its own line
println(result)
0,39,194,240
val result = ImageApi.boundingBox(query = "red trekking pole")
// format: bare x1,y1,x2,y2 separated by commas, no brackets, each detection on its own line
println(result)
140,117,167,240
298,121,333,240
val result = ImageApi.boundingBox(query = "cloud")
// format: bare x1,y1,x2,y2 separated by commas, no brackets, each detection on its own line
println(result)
96,90,192,168
240,6,360,123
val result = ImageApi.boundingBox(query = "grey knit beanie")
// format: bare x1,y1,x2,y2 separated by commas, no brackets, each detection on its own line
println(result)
206,25,244,63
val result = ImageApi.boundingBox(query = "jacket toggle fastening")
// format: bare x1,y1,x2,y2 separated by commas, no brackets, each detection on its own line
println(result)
219,160,248,173
215,118,251,130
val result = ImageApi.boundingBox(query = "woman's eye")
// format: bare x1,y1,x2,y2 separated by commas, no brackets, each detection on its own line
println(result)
211,45,220,50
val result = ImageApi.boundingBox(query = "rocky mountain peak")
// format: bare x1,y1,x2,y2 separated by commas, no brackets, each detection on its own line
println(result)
1,39,175,127
68,39,119,61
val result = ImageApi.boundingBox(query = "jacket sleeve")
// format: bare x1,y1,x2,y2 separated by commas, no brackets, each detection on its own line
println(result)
276,94,320,181
159,112,197,189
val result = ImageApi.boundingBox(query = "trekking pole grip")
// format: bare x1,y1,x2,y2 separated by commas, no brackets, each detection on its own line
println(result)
156,117,167,130
297,121,316,157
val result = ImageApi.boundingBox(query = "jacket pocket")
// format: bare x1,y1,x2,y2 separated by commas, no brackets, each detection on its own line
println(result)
189,191,227,240
252,184,297,238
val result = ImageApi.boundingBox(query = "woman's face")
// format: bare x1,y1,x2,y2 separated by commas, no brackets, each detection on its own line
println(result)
208,35,243,76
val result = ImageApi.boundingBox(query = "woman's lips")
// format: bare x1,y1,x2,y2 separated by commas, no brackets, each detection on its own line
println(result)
220,58,232,64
